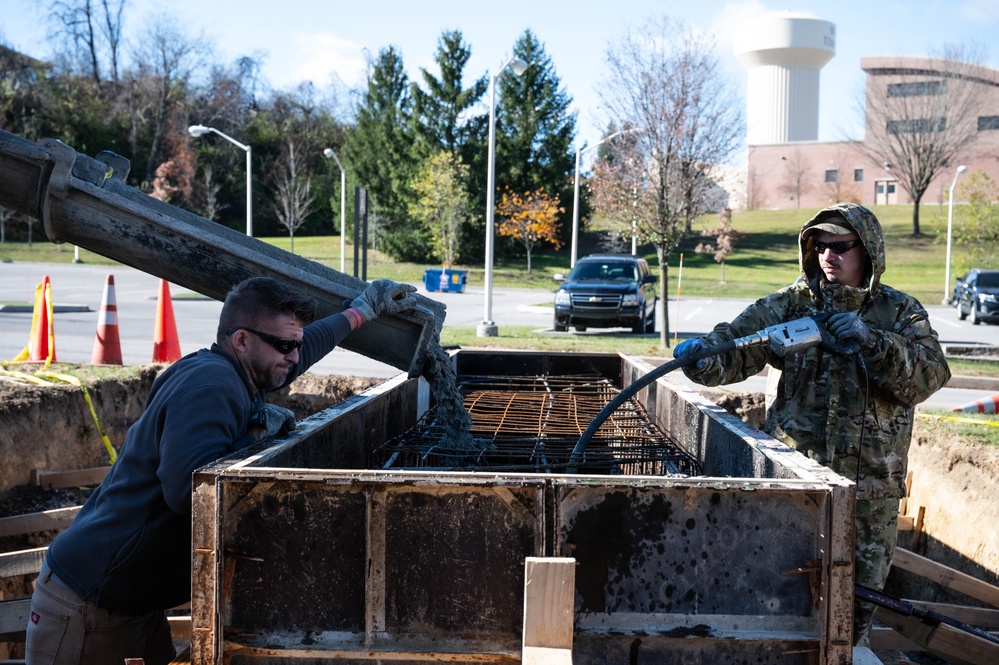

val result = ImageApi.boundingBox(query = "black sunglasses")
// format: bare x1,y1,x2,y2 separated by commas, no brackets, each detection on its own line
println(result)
228,327,303,354
814,239,862,255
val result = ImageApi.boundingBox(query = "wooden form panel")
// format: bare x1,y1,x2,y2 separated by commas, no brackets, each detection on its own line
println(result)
189,351,856,664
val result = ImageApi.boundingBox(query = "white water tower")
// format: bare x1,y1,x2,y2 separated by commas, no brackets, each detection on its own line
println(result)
735,13,835,145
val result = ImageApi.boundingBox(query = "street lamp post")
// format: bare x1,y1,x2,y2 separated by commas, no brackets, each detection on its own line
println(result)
943,164,967,305
571,128,640,267
323,148,347,273
188,124,253,237
478,55,528,338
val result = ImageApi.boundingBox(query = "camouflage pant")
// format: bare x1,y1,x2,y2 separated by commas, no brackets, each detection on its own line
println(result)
853,497,900,646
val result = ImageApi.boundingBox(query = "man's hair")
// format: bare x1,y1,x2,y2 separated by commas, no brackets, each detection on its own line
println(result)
216,277,318,343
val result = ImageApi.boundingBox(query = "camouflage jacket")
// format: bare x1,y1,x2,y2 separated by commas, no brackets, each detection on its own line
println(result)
685,204,950,499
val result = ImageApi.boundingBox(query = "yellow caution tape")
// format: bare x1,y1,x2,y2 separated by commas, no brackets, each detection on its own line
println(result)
917,412,999,427
0,366,118,464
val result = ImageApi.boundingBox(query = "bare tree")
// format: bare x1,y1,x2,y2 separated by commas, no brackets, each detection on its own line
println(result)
271,139,316,253
0,205,14,243
778,149,810,208
47,0,126,84
592,15,743,346
127,16,208,183
862,46,988,235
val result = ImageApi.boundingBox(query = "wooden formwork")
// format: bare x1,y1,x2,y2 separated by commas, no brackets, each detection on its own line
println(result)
191,351,855,664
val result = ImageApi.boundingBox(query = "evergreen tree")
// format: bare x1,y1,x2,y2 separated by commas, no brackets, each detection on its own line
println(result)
345,46,422,261
492,30,576,252
410,30,487,160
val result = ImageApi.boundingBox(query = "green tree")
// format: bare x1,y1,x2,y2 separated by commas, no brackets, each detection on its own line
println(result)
493,30,576,249
954,170,999,270
410,30,487,158
345,46,422,260
409,151,470,268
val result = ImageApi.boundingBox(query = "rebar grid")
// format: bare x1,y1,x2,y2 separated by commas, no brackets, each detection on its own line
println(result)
374,374,701,476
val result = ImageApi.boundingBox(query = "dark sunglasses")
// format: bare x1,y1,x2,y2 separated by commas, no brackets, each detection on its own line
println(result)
813,239,862,255
228,327,303,354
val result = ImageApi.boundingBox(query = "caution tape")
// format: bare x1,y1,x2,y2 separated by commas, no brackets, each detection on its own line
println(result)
917,412,999,428
0,365,118,464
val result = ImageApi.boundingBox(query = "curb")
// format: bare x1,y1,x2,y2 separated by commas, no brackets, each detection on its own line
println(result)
0,304,91,313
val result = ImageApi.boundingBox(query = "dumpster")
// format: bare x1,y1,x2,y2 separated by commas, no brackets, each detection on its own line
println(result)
423,268,468,293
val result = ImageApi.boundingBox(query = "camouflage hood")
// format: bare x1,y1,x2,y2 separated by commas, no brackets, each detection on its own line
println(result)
798,203,886,302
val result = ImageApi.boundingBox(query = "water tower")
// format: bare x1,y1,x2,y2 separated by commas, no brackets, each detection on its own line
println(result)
735,13,836,145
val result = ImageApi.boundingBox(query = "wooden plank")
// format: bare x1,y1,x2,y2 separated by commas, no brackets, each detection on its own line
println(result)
0,548,46,578
523,557,574,664
0,507,80,538
874,607,999,665
870,624,923,650
905,600,999,629
893,548,999,608
897,514,914,531
30,466,109,489
0,597,29,641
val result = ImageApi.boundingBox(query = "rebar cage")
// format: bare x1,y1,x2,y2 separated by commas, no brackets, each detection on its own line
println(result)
373,373,702,476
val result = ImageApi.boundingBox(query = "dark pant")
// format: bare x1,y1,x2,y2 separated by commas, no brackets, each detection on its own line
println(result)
25,561,176,665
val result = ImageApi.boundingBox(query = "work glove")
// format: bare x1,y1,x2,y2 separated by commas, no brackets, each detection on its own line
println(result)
824,311,873,347
249,403,297,441
673,338,707,369
347,279,418,323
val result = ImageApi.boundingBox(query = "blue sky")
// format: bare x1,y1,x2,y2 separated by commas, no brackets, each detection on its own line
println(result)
4,0,999,160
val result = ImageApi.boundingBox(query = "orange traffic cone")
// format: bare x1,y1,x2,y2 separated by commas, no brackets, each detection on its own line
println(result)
951,393,999,414
91,274,123,365
27,275,56,363
152,279,182,363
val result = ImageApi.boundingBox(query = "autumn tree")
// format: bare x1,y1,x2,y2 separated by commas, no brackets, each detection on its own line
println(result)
495,186,563,273
270,139,316,253
409,151,471,268
593,15,743,345
695,206,746,284
861,46,989,235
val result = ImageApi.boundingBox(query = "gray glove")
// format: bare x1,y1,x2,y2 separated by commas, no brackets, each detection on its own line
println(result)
349,279,418,323
249,403,296,440
825,311,872,347
673,338,707,369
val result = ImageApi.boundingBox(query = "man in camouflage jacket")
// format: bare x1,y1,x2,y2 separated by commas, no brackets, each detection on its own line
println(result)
675,202,950,645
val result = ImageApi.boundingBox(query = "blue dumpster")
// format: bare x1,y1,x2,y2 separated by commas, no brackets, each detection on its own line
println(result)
424,269,467,293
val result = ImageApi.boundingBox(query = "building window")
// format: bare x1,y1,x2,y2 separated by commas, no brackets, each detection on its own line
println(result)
854,168,863,182
887,81,945,97
979,116,999,131
887,118,946,134
825,169,838,183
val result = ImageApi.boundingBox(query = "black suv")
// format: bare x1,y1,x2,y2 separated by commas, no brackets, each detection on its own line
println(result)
553,254,657,333
957,268,999,325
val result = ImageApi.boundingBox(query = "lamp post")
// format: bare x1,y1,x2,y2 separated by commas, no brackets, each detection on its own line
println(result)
323,148,347,273
570,128,638,268
478,55,528,338
188,124,253,236
943,164,967,305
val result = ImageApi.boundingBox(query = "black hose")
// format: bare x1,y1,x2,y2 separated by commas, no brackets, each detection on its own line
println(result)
567,340,739,472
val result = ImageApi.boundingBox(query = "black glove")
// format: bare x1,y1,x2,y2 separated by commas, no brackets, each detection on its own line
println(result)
249,403,296,440
673,338,707,369
348,279,418,323
824,311,872,347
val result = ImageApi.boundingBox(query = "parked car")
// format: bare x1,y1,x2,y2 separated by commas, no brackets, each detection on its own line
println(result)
952,270,970,308
552,254,657,333
957,268,999,325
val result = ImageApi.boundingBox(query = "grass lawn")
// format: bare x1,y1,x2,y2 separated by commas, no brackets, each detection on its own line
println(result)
2,203,990,306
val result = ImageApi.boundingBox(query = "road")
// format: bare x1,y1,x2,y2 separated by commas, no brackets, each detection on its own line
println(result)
1,261,996,410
